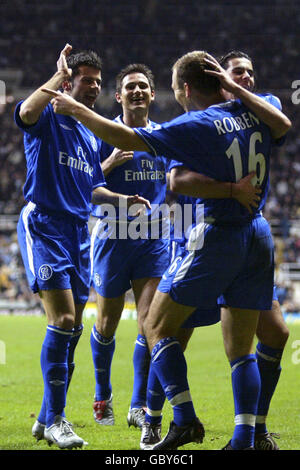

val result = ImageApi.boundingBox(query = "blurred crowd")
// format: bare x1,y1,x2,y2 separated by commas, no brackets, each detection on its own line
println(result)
0,0,299,311
0,0,299,92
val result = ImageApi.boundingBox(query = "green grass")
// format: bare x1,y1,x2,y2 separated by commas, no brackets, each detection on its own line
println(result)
0,315,300,451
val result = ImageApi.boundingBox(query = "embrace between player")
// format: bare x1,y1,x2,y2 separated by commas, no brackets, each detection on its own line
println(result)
42,45,291,451
16,41,291,450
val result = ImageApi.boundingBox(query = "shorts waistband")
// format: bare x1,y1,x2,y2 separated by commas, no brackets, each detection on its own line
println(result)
27,202,87,226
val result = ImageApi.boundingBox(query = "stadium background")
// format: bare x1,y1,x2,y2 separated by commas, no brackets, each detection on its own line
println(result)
0,0,299,322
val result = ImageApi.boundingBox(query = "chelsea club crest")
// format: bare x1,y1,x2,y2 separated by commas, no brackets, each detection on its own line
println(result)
38,264,53,281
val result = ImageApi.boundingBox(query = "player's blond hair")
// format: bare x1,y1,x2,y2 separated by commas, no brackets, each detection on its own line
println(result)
173,51,220,95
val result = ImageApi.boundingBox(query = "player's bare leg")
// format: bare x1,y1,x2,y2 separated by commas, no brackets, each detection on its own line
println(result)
177,327,194,352
221,307,259,361
145,290,195,351
95,294,125,338
132,277,161,335
257,301,289,349
40,288,76,330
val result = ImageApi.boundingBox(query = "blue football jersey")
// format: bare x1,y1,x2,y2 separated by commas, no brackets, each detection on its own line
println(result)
167,159,198,244
92,115,168,220
15,101,106,222
135,94,284,224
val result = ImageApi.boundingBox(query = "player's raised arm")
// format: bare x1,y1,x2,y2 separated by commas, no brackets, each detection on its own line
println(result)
19,44,73,126
204,54,292,140
42,88,150,152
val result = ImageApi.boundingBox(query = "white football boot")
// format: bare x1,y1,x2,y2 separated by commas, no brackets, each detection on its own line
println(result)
44,415,86,449
32,420,46,441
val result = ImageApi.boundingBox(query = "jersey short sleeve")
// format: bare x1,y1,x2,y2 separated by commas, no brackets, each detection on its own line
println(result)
134,114,209,172
14,100,50,137
258,93,286,147
168,159,185,172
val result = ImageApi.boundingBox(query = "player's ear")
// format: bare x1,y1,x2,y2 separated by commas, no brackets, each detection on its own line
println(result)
115,92,122,103
150,89,155,102
62,80,72,93
184,82,191,98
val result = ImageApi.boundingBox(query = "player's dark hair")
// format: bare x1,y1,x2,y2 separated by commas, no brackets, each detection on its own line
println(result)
173,51,220,95
116,64,155,93
66,50,102,80
219,50,253,69
219,50,257,91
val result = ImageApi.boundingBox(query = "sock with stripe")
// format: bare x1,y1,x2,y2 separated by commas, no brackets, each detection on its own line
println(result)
150,337,196,426
145,362,165,426
37,324,83,424
130,334,150,409
40,325,73,427
255,342,283,435
230,354,261,449
90,324,115,401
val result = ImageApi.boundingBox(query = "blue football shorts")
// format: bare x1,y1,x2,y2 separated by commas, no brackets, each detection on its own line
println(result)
90,218,170,297
181,305,221,328
168,240,220,328
218,284,278,309
17,202,91,304
159,215,274,312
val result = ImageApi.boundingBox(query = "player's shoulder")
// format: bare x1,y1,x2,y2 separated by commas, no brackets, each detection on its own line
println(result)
114,115,123,125
15,99,53,118
146,118,161,131
184,101,239,122
180,101,240,129
203,99,242,116
256,92,282,110
257,92,280,100
14,100,53,133
159,111,202,130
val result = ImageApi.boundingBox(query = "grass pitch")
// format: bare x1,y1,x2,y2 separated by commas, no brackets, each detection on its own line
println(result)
0,314,300,452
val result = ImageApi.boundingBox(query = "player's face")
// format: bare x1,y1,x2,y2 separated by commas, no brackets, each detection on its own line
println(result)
116,73,154,111
225,58,255,92
171,68,186,109
70,66,102,108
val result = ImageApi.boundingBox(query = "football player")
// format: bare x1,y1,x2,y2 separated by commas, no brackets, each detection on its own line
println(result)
15,44,150,449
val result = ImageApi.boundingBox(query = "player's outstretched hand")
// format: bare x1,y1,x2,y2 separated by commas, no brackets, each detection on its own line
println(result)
108,148,134,168
232,171,262,214
126,194,151,217
41,88,78,115
203,54,238,94
57,43,73,80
